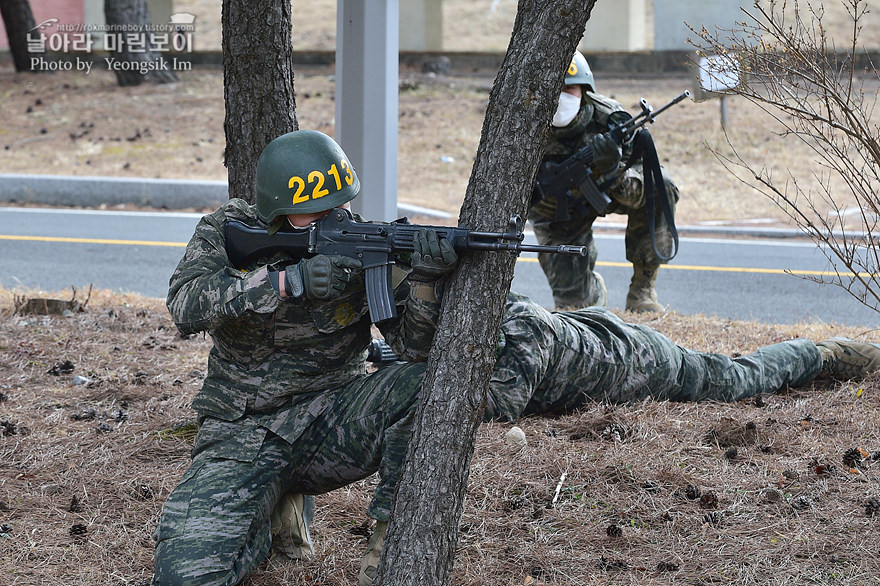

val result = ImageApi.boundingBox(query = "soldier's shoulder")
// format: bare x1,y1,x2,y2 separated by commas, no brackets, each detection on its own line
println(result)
203,198,259,228
586,91,627,118
586,91,626,112
502,291,557,339
219,198,258,221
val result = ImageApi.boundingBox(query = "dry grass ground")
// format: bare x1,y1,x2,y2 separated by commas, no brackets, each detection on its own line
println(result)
2,287,880,585
3,1,880,229
2,65,876,230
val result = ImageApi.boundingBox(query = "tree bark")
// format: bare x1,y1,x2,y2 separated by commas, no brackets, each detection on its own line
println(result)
378,1,597,584
222,0,298,203
0,0,39,72
103,0,177,86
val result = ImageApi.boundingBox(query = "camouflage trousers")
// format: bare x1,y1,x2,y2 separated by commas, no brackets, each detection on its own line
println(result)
531,165,680,309
152,362,426,586
484,302,821,422
278,300,823,562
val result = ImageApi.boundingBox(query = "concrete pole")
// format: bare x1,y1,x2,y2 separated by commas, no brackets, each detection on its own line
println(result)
720,95,729,130
335,0,399,222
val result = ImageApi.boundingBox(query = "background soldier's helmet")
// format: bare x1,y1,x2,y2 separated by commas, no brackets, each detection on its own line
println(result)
255,130,360,226
565,50,596,92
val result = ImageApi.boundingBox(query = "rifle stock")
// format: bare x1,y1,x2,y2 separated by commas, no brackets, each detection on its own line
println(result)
224,208,587,322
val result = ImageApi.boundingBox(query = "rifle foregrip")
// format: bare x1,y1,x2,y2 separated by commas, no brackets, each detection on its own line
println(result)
364,264,397,323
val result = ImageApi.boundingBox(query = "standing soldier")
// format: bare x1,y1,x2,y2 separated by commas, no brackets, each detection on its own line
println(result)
531,50,681,312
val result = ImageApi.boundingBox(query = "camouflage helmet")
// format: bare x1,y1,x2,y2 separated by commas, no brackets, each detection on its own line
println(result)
564,50,596,92
255,130,360,225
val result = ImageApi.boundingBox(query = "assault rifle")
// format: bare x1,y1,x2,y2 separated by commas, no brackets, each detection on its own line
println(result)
225,208,587,323
533,90,691,216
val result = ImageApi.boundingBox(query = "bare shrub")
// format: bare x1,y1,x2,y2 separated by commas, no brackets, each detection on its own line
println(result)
691,0,880,312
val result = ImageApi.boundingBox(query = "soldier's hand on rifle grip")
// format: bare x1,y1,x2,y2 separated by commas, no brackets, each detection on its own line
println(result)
287,255,363,300
408,229,458,282
590,132,622,175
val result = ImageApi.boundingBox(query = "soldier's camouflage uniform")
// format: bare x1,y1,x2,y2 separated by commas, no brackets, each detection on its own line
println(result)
484,292,821,421
531,91,680,308
152,199,443,585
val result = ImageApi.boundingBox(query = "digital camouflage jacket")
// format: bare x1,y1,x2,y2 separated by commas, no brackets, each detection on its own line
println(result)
166,198,443,444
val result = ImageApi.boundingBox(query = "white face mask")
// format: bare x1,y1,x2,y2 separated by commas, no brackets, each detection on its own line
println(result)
551,92,581,127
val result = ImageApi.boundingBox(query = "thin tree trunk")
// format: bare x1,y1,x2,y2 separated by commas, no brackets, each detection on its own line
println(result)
222,0,297,203
0,0,39,72
378,1,597,584
103,0,177,86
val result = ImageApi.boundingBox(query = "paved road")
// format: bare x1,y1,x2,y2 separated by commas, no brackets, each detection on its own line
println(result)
2,206,878,327
514,234,880,327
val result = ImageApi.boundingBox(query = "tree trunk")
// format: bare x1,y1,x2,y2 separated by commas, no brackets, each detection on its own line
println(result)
222,0,298,203
103,0,178,86
0,0,39,72
378,1,597,584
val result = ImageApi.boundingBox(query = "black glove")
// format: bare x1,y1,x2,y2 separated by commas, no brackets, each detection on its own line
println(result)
286,255,363,300
409,229,458,282
590,132,622,175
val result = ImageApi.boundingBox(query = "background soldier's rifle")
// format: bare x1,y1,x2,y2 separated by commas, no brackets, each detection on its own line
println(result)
225,208,587,323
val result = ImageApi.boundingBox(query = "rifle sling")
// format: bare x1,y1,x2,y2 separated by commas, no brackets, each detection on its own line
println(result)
626,129,679,262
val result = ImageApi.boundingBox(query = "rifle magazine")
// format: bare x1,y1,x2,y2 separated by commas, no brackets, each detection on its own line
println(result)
364,264,397,323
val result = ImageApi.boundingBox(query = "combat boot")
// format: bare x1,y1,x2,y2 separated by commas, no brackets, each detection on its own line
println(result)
358,520,387,585
625,263,663,313
270,492,315,560
815,337,880,379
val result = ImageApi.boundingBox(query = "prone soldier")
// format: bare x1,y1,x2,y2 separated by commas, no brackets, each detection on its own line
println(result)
284,291,880,570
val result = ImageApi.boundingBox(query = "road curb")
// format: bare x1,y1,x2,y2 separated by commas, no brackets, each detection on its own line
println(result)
0,172,454,219
590,221,807,239
0,173,229,210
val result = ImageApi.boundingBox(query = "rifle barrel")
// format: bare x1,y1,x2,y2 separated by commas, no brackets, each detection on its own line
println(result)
518,244,588,256
646,90,691,121
463,241,586,256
